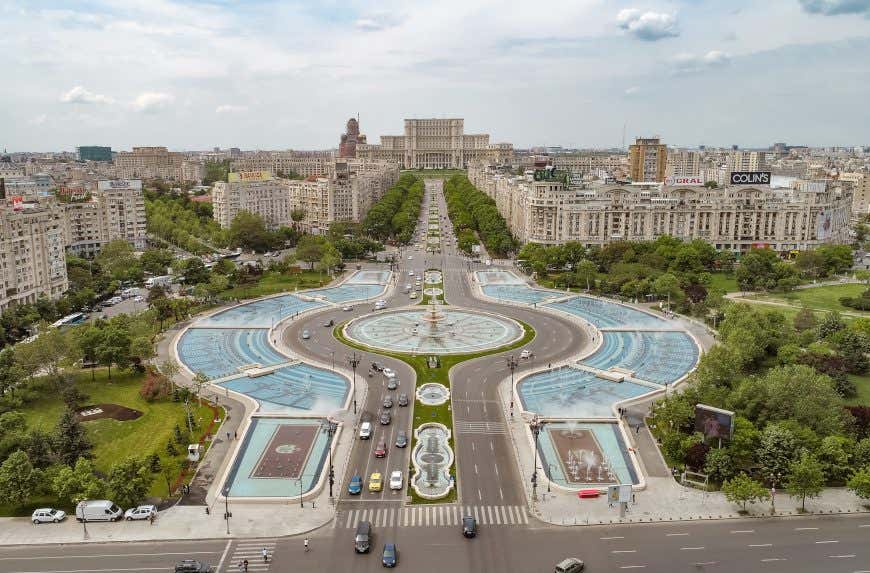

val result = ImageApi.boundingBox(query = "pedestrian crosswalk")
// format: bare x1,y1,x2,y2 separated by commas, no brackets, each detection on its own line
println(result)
454,420,507,435
227,539,277,572
338,505,528,529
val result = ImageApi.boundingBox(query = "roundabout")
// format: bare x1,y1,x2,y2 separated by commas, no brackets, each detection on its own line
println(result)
342,303,524,355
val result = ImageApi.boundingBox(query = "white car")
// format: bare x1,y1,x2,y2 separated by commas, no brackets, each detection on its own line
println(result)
134,295,144,302
124,505,157,521
342,305,354,311
389,470,403,490
409,292,418,299
32,508,66,524
520,349,532,359
383,368,396,379
408,270,414,276
407,255,413,260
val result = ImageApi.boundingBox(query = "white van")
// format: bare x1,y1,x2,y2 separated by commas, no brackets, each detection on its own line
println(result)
359,422,372,440
75,500,123,522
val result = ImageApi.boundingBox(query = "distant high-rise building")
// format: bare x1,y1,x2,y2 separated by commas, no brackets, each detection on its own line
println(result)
667,150,702,178
77,146,112,162
727,151,766,174
840,172,870,219
339,118,367,158
628,137,668,182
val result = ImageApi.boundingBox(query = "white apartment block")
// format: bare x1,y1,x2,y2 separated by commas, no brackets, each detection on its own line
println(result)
839,172,870,218
469,163,852,253
357,118,513,169
230,151,335,178
212,172,291,229
0,200,68,311
667,150,702,177
727,150,766,174
114,147,200,182
0,163,26,179
62,180,148,256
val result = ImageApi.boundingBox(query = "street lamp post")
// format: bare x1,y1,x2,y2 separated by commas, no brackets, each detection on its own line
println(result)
223,486,231,535
547,463,555,493
331,350,335,372
531,416,544,502
323,420,337,498
506,355,518,410
347,352,361,415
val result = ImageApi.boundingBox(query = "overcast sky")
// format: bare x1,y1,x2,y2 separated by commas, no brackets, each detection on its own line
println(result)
1,0,869,152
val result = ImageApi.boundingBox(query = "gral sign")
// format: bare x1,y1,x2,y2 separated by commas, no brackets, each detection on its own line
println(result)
98,180,142,191
730,171,771,185
228,171,272,183
694,404,734,441
665,176,703,186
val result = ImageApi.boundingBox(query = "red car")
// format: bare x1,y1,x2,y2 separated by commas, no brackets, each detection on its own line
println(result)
374,439,387,458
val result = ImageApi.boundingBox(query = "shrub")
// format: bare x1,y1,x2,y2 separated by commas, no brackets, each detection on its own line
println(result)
139,370,171,402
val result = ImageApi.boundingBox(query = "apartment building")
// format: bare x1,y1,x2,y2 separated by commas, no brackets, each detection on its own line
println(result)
230,151,334,178
0,199,68,311
62,180,148,256
114,146,201,182
667,150,702,178
840,172,870,218
727,150,766,174
469,162,851,252
629,137,668,182
357,118,513,169
213,171,291,229
0,163,26,179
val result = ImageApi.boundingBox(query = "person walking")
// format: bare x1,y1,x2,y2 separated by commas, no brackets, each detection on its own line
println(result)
237,561,244,573
243,559,248,572
304,537,310,552
262,547,269,563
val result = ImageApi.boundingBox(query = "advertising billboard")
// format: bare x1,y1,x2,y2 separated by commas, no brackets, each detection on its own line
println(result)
98,180,142,191
228,171,272,183
694,404,734,441
11,196,23,211
665,176,704,186
730,171,771,185
608,484,633,504
816,210,833,241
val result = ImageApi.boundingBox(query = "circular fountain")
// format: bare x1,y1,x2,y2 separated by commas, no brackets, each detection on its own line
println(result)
344,303,524,355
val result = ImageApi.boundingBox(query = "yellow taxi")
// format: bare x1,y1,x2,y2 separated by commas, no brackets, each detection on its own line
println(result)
368,472,383,492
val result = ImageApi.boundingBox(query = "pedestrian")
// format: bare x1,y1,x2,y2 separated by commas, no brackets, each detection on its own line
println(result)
243,559,249,572
636,424,641,435
304,537,310,552
226,431,231,441
234,430,238,440
262,547,269,563
237,561,244,573
149,512,155,525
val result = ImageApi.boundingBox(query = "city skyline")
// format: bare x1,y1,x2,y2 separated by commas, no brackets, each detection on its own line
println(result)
1,0,869,152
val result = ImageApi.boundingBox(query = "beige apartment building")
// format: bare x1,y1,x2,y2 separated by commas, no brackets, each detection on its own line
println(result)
114,146,201,182
840,172,870,218
212,172,291,229
230,151,335,178
357,118,513,169
629,137,668,182
62,179,148,256
0,200,68,311
667,150,702,178
469,163,851,252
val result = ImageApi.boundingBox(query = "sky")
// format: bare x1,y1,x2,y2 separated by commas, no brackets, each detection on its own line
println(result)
1,0,869,152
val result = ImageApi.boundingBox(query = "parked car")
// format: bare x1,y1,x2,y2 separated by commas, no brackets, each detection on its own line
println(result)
75,500,123,522
397,393,409,407
389,470,403,490
301,330,310,340
379,411,392,425
368,472,383,492
31,508,66,524
382,543,398,568
174,560,212,572
374,439,387,458
359,422,372,439
348,475,363,495
382,395,393,408
462,515,477,538
554,557,585,573
124,505,157,521
395,430,408,448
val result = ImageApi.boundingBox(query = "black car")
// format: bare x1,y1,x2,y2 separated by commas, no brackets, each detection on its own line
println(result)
174,560,211,572
395,430,408,448
379,411,391,425
397,393,409,407
462,516,477,538
382,543,398,568
323,319,334,327
371,362,385,372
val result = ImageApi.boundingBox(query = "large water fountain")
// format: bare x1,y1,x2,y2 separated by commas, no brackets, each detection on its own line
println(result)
344,302,523,355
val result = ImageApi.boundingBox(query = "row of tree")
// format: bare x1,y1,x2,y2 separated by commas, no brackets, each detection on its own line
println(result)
443,174,516,257
362,173,424,244
145,191,231,254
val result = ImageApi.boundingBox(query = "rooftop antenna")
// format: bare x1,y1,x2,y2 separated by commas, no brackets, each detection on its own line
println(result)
621,122,627,151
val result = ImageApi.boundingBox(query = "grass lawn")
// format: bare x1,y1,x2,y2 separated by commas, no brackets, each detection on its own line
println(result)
219,270,331,300
749,283,868,315
709,272,739,293
6,368,219,516
847,373,870,406
403,169,466,180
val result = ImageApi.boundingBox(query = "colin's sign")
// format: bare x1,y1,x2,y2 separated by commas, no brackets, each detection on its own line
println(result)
730,171,771,185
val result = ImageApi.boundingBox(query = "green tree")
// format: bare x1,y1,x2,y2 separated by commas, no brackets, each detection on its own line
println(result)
76,326,105,381
95,239,142,282
296,235,327,269
229,211,273,252
847,468,870,502
722,473,770,511
51,458,106,504
818,311,846,339
107,457,154,508
53,408,92,466
0,347,24,397
786,451,825,511
318,243,342,276
191,372,209,408
139,248,174,276
574,259,597,291
97,323,132,379
703,447,736,482
182,257,211,285
757,424,797,484
793,307,818,332
794,250,825,279
0,451,41,507
817,435,854,484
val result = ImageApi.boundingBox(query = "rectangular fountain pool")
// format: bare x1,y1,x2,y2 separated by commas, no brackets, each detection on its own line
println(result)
537,422,639,487
517,367,652,418
216,363,349,413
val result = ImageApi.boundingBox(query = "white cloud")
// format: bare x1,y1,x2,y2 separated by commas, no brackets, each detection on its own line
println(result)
799,0,870,16
670,50,733,75
28,114,47,126
355,18,383,31
617,9,679,41
59,86,113,104
215,104,248,114
131,92,174,113
624,86,640,96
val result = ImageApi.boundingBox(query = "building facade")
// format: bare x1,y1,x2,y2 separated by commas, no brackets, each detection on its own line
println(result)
629,137,668,182
114,147,197,181
840,172,870,218
230,151,334,178
667,150,702,178
77,146,112,162
0,200,69,311
212,171,291,229
357,118,512,169
469,163,852,252
62,179,148,256
339,118,367,158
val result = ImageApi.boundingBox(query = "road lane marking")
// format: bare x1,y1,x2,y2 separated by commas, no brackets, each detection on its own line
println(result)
619,566,646,569
6,569,169,573
216,540,232,573
471,442,475,451
693,563,717,567
601,536,625,540
666,533,689,536
815,540,839,544
680,547,705,551
0,552,221,560
490,441,494,451
499,487,504,500
612,550,637,554
731,530,754,533
760,558,787,562
828,555,855,559
475,464,479,475
749,544,773,547
794,527,819,531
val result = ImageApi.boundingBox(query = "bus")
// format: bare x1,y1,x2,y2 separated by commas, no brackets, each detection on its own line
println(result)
50,312,86,329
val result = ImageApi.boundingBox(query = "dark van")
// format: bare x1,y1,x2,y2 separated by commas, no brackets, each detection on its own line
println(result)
354,520,372,553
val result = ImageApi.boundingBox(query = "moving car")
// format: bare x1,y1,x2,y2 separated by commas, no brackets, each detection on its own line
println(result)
462,515,477,538
389,470,403,490
395,430,408,448
174,559,212,572
382,543,398,568
124,505,157,521
368,472,383,492
323,319,334,327
409,292,418,299
301,329,310,340
382,368,396,379
354,521,372,553
342,305,354,311
371,362,385,372
374,439,387,458
554,557,585,573
383,395,393,408
520,349,532,359
379,411,392,425
397,393,409,407
387,378,398,390
408,270,414,276
31,508,66,524
348,475,363,495
359,422,372,439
